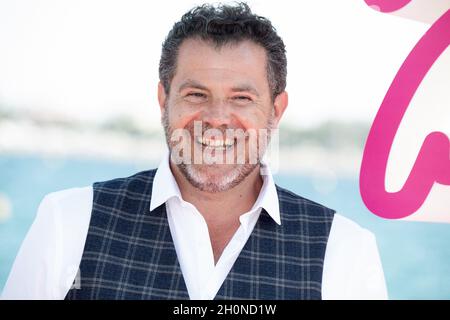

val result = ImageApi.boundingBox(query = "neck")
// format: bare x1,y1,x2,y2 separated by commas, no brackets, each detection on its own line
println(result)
170,163,263,221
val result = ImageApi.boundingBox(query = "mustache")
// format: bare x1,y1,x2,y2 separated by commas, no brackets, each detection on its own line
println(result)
161,107,277,140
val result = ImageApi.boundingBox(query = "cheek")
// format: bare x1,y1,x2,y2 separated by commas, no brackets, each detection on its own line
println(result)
168,104,202,129
231,107,270,130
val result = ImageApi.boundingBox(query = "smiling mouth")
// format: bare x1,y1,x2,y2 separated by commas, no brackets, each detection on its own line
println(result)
195,136,235,150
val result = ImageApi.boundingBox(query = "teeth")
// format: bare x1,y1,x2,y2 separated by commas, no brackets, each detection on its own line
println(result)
195,136,234,147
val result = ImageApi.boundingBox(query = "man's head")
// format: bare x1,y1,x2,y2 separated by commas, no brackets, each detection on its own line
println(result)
158,2,288,193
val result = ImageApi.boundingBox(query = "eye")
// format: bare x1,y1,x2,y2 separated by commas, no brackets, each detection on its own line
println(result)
187,92,206,98
233,95,252,102
184,92,207,103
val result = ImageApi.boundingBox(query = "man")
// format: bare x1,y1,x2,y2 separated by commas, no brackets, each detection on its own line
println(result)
2,2,387,299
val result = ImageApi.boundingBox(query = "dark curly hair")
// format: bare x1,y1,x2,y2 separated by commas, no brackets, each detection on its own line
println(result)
159,2,287,100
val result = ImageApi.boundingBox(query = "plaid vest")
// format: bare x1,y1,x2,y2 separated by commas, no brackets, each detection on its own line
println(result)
65,169,335,300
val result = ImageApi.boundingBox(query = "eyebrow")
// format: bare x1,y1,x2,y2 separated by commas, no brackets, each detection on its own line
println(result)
178,79,209,92
178,79,260,97
230,85,260,97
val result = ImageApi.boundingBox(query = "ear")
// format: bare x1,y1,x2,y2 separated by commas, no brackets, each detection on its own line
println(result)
157,81,167,116
272,91,288,127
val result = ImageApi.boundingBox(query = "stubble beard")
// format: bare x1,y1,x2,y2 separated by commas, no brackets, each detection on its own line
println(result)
161,105,275,193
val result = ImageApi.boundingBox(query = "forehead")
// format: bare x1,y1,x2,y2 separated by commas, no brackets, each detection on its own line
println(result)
173,38,269,90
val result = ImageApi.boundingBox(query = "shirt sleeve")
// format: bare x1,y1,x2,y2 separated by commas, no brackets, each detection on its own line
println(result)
1,187,93,300
1,193,61,299
322,214,388,300
349,226,388,299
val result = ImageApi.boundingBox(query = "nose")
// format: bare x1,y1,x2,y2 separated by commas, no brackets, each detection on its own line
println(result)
201,98,231,128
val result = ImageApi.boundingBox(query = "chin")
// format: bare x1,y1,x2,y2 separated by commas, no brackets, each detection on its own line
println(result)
179,162,256,193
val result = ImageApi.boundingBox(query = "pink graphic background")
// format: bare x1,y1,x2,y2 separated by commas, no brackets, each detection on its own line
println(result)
360,1,450,219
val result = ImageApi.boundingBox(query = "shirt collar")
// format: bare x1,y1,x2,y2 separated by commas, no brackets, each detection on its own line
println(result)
253,163,281,225
149,150,183,211
150,150,281,225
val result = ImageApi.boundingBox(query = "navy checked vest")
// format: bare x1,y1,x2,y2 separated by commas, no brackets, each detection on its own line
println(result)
65,170,335,300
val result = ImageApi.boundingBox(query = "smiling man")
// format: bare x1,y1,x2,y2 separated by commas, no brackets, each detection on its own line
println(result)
2,2,387,300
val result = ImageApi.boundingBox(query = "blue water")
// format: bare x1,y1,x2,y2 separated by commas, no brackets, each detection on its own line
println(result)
0,154,449,299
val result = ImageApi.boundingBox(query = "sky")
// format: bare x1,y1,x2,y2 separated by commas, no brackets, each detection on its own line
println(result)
0,0,429,128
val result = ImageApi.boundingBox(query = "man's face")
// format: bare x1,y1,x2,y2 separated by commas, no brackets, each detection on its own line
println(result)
158,38,287,192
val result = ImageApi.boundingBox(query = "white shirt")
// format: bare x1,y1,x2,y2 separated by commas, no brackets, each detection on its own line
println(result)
1,153,388,300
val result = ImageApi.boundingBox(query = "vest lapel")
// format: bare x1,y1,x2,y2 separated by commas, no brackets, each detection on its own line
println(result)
214,185,333,300
143,203,190,299
214,210,281,300
66,171,190,300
